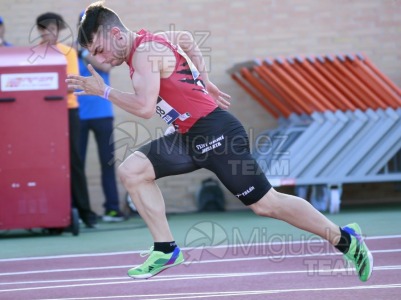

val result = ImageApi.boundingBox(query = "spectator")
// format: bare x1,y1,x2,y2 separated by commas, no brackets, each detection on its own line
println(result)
0,16,12,47
36,12,97,228
76,12,124,222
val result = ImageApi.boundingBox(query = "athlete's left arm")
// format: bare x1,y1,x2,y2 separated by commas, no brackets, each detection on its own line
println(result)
158,31,231,109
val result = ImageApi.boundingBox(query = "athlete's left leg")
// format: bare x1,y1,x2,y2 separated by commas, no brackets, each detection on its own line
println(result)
249,188,373,282
249,188,341,244
206,137,373,282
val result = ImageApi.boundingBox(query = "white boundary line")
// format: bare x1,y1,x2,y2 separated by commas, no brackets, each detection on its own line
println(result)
96,284,401,300
61,284,401,300
1,234,400,263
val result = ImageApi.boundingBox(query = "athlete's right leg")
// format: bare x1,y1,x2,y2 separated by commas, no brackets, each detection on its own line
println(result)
118,133,199,279
117,151,173,242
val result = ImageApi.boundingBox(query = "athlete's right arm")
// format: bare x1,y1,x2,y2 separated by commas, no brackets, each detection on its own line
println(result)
106,43,161,118
66,44,161,119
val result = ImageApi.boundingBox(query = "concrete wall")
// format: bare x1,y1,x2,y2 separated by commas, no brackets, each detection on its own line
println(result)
1,0,400,214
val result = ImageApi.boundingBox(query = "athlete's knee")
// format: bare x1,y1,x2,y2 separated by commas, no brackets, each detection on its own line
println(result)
249,188,281,218
117,151,155,187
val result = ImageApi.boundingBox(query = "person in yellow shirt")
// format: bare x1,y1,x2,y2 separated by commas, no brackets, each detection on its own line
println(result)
36,12,97,228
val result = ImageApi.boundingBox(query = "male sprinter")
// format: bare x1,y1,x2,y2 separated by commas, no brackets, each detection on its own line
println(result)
67,1,373,281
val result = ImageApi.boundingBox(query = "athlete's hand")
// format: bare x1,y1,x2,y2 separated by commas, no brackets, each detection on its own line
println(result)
206,81,231,110
66,64,106,96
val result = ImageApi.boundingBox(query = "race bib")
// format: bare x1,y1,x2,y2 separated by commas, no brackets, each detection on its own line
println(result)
156,96,190,125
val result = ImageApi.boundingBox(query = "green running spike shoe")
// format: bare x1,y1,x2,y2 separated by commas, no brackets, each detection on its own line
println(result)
342,223,373,282
128,246,184,279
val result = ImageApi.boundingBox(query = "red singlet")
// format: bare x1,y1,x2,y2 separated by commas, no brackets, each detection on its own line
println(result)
126,29,218,133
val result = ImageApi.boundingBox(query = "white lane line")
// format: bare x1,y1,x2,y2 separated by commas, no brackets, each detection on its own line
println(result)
1,248,401,277
0,265,400,287
12,283,401,300
1,234,400,263
124,283,401,300
1,265,401,293
135,284,401,300
366,234,401,240
143,284,401,300
0,273,226,286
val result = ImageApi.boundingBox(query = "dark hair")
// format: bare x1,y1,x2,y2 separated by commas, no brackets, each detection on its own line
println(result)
36,12,66,30
78,1,126,48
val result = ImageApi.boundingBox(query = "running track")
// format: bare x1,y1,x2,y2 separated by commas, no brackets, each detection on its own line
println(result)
1,235,401,300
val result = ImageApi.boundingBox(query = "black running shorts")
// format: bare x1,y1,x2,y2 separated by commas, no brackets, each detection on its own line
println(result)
137,108,272,205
